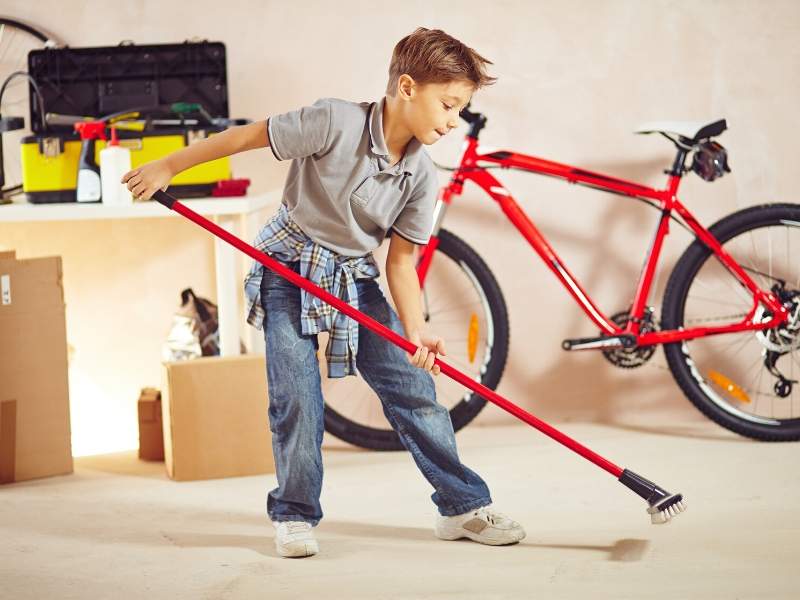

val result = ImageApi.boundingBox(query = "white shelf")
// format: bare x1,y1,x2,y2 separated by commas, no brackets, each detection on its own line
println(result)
0,191,281,222
1,189,282,357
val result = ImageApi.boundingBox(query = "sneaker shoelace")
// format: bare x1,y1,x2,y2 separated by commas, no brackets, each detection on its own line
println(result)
472,506,507,526
283,521,311,534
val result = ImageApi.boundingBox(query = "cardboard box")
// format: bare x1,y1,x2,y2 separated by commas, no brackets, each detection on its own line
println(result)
138,387,164,461
0,250,73,483
161,354,274,481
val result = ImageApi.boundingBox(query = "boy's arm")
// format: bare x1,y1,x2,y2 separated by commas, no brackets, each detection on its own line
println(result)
122,120,269,200
386,233,446,376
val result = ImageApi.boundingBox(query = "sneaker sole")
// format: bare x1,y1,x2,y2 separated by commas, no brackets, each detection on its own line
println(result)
434,525,525,546
276,540,319,558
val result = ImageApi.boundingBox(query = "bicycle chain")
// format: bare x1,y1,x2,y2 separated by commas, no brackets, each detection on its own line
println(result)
683,313,748,324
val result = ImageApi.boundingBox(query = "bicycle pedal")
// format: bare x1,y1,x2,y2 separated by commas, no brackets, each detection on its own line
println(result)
562,334,636,351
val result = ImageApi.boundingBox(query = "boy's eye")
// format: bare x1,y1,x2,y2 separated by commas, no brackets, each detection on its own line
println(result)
442,103,453,111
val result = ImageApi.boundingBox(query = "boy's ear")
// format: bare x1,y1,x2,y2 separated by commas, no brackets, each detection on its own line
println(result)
397,74,416,100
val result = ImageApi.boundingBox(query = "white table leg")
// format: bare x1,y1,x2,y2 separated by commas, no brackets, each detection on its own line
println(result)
244,210,266,354
214,214,241,357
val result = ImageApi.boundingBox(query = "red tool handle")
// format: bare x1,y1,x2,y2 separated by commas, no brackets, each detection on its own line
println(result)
153,190,624,478
74,120,107,140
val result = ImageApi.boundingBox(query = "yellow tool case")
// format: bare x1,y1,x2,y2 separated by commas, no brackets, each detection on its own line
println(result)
22,40,238,203
21,128,231,203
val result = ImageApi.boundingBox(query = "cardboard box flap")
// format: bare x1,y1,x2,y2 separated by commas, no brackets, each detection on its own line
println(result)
0,255,64,312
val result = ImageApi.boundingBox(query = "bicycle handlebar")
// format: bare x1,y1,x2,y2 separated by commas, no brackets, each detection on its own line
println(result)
459,102,481,124
459,103,487,138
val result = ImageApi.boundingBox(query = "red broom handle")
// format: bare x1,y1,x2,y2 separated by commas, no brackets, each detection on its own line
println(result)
154,191,624,478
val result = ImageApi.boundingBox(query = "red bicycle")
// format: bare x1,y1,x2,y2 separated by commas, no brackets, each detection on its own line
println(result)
321,105,800,448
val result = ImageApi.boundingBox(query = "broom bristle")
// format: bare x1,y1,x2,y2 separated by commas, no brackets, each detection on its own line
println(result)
647,493,687,524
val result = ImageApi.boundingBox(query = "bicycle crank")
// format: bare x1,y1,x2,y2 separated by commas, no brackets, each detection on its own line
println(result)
561,334,636,351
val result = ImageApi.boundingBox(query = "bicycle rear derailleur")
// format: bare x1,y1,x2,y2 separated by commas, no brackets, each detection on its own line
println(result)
757,282,800,398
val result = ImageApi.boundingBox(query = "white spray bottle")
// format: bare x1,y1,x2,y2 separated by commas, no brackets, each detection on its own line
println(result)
100,126,133,205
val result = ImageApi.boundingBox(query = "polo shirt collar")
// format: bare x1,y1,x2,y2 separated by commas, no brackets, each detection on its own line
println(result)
368,96,422,177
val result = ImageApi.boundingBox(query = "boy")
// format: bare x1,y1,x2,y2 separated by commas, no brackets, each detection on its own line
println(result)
123,27,525,558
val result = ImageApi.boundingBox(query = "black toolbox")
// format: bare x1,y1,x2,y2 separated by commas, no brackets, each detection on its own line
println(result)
22,40,236,203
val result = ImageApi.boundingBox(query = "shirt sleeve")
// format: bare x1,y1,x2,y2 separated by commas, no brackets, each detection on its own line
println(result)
267,98,334,161
391,163,439,245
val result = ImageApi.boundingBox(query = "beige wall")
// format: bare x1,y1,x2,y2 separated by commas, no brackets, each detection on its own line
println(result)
2,0,798,455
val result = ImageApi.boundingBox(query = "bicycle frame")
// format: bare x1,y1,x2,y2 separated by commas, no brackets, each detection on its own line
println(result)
416,134,789,347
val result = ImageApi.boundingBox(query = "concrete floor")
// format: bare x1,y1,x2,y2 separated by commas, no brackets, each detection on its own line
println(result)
1,418,797,599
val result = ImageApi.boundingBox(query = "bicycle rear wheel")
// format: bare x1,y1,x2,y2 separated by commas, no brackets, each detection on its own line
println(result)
321,228,510,450
662,203,800,441
0,18,60,201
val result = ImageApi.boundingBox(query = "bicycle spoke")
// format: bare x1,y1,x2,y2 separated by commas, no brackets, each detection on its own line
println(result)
768,226,773,284
702,330,754,353
727,335,758,361
685,293,748,308
692,272,752,305
423,315,485,326
0,27,19,64
426,300,486,316
753,359,765,416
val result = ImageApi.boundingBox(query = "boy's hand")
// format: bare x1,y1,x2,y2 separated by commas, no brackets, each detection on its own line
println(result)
121,159,174,201
407,331,447,376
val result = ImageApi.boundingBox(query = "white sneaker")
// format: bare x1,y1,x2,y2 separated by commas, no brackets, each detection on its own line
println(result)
434,505,526,546
272,520,319,558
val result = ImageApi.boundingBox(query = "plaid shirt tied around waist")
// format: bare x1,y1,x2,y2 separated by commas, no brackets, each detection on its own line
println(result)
244,204,380,378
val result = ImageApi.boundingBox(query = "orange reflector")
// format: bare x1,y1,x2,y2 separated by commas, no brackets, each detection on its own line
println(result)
707,370,751,403
467,313,479,363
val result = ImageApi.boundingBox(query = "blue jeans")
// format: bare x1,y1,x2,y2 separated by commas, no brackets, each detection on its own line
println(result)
260,260,492,526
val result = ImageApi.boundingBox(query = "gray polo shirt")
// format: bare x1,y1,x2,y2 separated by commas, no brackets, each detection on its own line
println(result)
266,96,439,256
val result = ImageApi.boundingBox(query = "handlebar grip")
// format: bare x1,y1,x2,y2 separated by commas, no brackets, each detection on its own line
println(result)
460,103,478,124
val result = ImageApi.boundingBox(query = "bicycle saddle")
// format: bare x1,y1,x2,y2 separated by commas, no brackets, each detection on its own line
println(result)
634,119,727,142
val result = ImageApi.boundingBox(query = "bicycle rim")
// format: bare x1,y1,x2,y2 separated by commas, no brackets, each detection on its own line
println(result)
664,204,800,438
320,230,504,448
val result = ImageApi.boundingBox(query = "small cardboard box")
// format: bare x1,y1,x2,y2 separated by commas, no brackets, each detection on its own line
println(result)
138,387,164,461
0,250,73,483
161,354,274,481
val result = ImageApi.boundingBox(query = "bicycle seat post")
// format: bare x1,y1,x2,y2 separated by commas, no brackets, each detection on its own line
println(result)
668,145,690,177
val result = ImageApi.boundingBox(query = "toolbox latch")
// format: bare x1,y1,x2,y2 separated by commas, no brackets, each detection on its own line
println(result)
186,130,209,145
38,137,65,158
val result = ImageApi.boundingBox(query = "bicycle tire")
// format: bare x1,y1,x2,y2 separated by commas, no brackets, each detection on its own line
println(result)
0,17,61,198
0,18,50,43
662,203,800,441
323,228,510,450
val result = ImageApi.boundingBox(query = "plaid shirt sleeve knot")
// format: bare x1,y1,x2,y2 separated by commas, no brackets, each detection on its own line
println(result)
244,204,380,378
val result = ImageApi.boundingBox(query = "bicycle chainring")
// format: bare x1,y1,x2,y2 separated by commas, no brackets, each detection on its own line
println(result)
601,309,658,369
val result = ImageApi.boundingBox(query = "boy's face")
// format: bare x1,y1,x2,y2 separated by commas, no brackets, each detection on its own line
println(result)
398,77,475,145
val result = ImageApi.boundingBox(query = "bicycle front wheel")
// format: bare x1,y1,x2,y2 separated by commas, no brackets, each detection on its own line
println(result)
321,228,510,450
662,203,800,441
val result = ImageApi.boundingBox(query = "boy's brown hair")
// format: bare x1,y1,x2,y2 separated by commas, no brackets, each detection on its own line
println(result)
386,27,497,96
